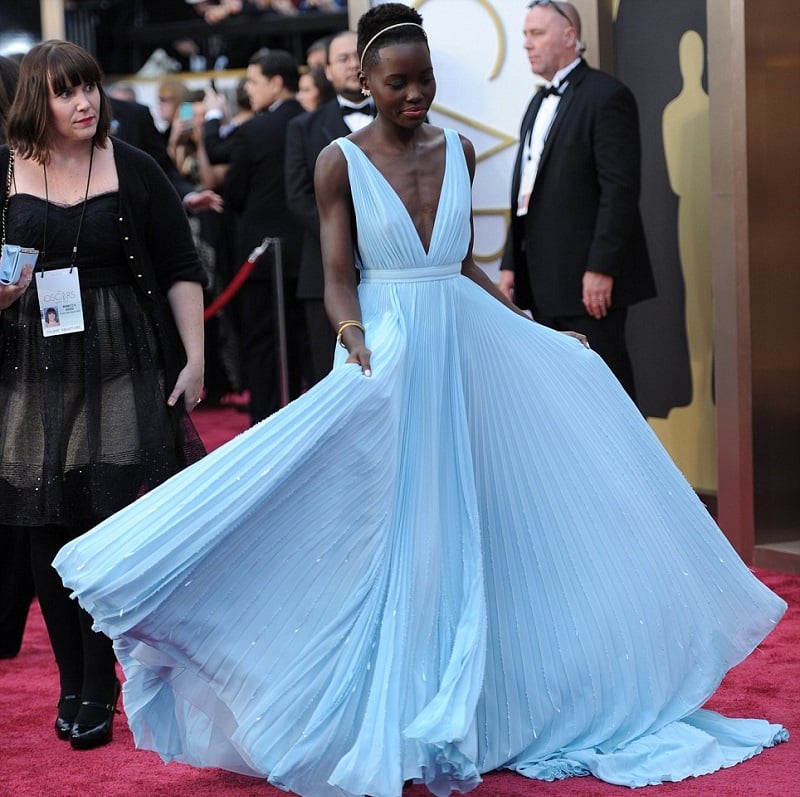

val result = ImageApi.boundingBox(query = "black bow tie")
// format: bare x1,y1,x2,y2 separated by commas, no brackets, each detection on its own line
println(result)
541,84,562,98
340,102,375,117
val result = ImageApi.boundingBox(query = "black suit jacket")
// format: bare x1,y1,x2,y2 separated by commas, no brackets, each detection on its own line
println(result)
502,60,656,316
203,116,237,166
225,99,305,279
285,98,350,299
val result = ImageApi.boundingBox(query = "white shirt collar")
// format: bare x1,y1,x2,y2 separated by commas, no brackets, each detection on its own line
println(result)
547,57,581,90
337,96,373,112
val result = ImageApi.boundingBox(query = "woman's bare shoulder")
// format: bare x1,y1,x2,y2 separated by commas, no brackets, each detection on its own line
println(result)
314,140,350,199
316,139,348,172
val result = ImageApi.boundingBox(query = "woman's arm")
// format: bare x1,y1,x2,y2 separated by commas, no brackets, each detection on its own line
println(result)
123,145,207,407
165,280,205,409
315,142,371,375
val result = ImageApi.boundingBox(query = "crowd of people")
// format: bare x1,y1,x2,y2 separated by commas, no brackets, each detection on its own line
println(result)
185,0,346,24
0,3,790,797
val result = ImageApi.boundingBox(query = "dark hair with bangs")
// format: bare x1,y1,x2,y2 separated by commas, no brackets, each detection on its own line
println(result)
357,3,426,72
6,40,111,163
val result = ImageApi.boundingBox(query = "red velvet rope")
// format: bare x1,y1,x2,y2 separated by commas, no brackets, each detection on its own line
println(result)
203,239,270,322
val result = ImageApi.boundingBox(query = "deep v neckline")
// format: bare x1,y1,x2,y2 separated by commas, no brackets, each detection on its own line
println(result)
345,134,449,257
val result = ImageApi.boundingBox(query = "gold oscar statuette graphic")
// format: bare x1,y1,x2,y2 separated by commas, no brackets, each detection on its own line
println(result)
649,30,716,492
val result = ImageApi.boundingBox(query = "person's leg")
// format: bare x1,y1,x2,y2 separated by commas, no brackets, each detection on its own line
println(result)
304,298,336,387
537,309,637,404
284,280,311,399
240,281,278,425
29,524,117,744
30,526,84,696
0,526,35,658
69,602,119,749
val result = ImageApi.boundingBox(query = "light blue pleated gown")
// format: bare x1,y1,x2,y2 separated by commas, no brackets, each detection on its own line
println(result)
54,129,787,797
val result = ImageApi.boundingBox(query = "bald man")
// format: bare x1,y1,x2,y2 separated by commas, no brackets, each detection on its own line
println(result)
501,1,655,402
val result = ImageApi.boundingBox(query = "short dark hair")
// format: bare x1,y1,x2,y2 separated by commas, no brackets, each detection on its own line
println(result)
357,2,426,72
6,40,111,163
248,49,300,93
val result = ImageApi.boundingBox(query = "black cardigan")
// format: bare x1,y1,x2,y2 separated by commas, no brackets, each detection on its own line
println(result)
0,139,207,422
1,139,205,296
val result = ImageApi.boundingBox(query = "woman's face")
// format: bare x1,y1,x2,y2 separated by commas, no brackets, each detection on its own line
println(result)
47,78,100,144
362,41,435,128
297,72,321,112
157,91,179,123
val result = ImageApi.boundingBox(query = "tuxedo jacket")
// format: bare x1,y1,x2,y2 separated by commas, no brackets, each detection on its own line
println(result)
224,99,305,279
502,60,655,316
203,117,234,166
285,98,350,299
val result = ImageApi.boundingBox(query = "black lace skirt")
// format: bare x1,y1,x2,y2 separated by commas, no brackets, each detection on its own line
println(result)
0,271,205,530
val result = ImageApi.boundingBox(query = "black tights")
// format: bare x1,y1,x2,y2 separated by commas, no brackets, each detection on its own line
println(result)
0,526,35,657
29,525,117,706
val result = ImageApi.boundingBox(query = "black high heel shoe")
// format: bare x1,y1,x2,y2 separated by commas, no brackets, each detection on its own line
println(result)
55,694,81,741
69,680,121,750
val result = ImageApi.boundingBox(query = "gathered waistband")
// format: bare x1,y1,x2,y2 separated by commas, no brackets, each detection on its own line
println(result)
359,263,462,283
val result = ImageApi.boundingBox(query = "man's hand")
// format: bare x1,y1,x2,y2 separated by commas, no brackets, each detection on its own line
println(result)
582,271,614,319
498,269,515,301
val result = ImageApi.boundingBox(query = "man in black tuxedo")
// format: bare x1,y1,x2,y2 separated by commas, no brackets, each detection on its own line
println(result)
285,30,374,387
500,1,655,402
225,49,307,424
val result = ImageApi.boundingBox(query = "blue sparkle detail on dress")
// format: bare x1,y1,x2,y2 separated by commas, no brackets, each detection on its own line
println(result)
54,129,787,797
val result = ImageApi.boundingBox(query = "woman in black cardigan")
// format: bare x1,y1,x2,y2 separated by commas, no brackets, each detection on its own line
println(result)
0,41,206,750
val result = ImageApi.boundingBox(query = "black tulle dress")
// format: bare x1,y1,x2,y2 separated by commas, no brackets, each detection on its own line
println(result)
0,192,205,529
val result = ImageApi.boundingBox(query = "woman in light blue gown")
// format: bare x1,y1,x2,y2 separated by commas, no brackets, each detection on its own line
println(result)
55,4,787,796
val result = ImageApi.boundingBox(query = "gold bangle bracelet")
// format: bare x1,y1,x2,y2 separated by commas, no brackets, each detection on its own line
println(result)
336,319,365,349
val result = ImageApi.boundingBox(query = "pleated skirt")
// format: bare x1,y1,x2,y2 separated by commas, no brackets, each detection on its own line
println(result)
55,273,787,797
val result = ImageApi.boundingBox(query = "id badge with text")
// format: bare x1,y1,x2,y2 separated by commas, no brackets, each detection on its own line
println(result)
35,268,84,337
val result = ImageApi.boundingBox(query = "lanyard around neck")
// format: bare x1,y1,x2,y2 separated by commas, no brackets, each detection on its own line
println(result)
41,144,95,270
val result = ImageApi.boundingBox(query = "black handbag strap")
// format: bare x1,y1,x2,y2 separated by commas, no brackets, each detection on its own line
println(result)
1,149,13,247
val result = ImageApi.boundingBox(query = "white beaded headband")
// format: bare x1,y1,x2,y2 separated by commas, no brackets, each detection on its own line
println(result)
359,22,427,72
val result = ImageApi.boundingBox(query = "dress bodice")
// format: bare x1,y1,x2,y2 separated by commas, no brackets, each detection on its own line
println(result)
335,128,472,274
7,193,125,278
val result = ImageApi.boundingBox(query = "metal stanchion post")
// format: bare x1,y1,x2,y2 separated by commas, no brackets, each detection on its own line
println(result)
266,237,290,408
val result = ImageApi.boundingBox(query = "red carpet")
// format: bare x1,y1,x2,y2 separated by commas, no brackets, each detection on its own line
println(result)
1,408,795,797
193,400,252,451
